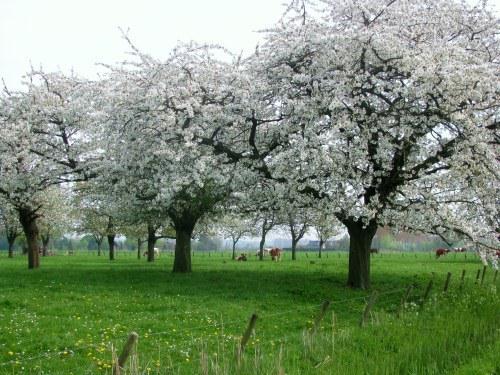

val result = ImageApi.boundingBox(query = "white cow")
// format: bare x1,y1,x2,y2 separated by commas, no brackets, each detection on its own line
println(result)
255,248,272,257
143,247,160,258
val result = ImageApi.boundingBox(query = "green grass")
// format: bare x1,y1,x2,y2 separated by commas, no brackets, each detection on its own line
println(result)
0,250,498,374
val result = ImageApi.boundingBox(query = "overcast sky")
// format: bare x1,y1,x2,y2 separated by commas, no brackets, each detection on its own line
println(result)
1,0,499,89
0,0,286,89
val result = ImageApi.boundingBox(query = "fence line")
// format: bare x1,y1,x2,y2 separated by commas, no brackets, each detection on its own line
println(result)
1,269,495,370
0,286,408,368
0,342,102,368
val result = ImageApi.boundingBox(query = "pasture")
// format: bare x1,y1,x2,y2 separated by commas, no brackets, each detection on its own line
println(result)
0,250,498,374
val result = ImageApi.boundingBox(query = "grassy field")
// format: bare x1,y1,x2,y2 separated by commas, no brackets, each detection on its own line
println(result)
0,250,498,374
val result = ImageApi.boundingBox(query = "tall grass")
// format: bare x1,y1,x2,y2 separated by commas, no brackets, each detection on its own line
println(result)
116,285,499,375
0,251,497,374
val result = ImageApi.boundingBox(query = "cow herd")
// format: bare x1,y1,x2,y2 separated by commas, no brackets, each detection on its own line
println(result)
138,245,496,262
236,247,283,262
435,247,467,258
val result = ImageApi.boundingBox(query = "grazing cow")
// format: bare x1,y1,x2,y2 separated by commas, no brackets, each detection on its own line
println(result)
370,248,379,254
453,247,467,253
143,247,160,258
237,253,247,261
435,248,450,258
269,247,282,261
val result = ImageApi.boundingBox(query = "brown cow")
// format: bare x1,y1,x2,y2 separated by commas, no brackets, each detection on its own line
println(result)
435,248,450,258
269,247,282,261
237,253,247,261
370,248,379,254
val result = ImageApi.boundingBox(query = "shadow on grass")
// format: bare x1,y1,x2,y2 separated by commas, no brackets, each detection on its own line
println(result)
0,255,444,309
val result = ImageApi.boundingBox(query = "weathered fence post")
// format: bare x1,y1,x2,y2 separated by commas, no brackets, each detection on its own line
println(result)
240,314,258,354
398,285,413,318
459,269,466,290
421,279,433,308
113,332,139,375
443,272,452,292
480,266,487,286
360,291,378,327
475,269,481,284
312,300,331,333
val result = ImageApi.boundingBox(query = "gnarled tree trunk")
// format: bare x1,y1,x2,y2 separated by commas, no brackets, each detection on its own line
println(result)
96,239,102,256
318,238,324,259
346,220,377,290
147,223,157,262
259,234,266,261
291,239,299,260
172,219,195,273
137,238,143,260
232,240,237,260
18,207,40,269
108,234,116,260
41,233,50,256
6,232,17,258
107,217,116,261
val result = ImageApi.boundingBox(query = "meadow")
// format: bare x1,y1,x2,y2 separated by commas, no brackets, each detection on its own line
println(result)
0,250,498,374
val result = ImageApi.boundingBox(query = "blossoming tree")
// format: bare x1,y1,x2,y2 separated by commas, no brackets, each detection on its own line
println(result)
0,72,98,268
99,43,247,272
202,0,499,288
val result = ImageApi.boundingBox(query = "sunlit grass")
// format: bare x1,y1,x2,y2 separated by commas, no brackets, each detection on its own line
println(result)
0,250,498,374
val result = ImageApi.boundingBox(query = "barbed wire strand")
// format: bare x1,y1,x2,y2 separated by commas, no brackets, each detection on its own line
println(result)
0,285,420,368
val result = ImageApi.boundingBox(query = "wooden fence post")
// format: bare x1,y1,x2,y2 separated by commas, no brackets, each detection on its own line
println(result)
443,272,452,292
398,285,413,318
360,291,378,327
421,279,433,308
240,314,258,354
312,300,331,333
475,269,481,284
459,269,466,290
480,266,487,286
113,332,139,375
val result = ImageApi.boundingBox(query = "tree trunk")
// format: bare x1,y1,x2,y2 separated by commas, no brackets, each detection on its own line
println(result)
7,233,16,258
18,207,40,269
96,239,102,256
319,238,324,259
147,223,156,262
137,238,142,260
291,239,298,260
108,234,116,261
41,234,50,256
106,217,116,261
7,240,15,258
173,225,194,273
259,234,265,261
346,221,377,290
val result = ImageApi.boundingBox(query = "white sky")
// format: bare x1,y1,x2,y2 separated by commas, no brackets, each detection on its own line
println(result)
1,0,499,89
0,0,286,89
